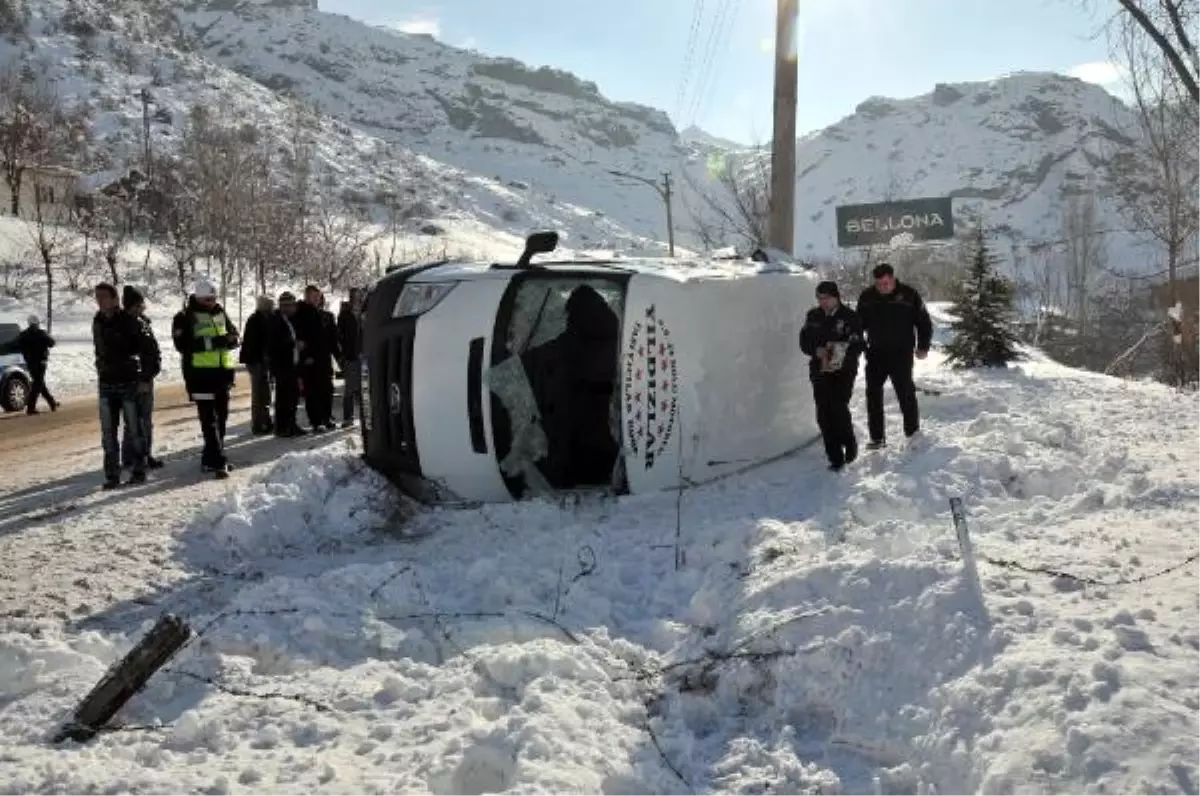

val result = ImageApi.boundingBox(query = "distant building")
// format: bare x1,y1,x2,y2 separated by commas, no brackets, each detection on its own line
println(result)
0,163,81,224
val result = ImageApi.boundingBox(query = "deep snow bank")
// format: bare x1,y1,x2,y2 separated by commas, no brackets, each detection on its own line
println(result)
1,354,1196,794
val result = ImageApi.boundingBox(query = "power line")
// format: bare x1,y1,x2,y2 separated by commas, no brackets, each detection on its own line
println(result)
673,0,707,125
691,0,745,130
686,0,739,126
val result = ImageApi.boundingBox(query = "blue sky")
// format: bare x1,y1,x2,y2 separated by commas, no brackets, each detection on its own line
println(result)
319,0,1124,144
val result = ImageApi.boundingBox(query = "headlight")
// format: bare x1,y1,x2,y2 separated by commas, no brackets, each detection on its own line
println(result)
392,282,457,318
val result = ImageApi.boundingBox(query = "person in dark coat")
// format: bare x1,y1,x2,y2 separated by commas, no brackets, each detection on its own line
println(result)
92,282,148,489
120,285,164,471
800,281,864,471
336,289,363,428
172,278,239,478
240,295,275,435
13,315,57,414
267,291,304,438
856,262,934,448
297,285,339,432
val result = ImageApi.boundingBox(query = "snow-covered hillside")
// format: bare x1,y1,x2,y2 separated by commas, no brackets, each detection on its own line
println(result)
1,345,1195,793
2,0,1165,269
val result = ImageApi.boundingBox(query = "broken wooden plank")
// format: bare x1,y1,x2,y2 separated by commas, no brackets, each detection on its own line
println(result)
54,614,191,743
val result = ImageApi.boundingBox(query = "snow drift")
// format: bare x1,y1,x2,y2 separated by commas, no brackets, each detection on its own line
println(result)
0,351,1196,794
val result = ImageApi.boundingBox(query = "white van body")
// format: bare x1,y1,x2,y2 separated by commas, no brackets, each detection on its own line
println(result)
361,254,823,504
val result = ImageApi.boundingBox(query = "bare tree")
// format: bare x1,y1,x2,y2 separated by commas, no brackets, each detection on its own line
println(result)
24,177,74,332
1112,0,1199,104
1059,192,1109,333
683,147,771,252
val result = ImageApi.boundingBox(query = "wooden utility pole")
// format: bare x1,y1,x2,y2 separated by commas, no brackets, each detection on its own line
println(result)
768,0,798,255
607,169,676,256
139,88,152,183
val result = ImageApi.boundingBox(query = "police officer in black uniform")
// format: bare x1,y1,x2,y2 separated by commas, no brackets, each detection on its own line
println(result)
856,262,933,448
800,281,864,471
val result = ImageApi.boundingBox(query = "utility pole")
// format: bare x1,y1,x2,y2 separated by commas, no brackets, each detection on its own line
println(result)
768,0,798,255
607,169,676,256
139,88,152,183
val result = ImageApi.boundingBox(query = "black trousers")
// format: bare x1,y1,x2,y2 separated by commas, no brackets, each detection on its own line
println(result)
865,349,919,442
273,369,300,433
27,363,56,412
196,391,230,468
812,367,857,466
302,364,334,427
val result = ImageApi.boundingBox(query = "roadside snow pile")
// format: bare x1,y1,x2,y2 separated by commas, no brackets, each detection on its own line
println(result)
1,352,1196,794
181,441,411,568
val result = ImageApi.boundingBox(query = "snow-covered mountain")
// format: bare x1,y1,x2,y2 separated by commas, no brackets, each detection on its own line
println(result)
2,0,1167,270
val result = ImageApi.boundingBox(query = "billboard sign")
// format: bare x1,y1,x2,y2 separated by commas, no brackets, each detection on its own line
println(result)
835,197,954,248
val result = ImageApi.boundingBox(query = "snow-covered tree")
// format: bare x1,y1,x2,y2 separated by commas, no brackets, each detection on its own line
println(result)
944,228,1022,369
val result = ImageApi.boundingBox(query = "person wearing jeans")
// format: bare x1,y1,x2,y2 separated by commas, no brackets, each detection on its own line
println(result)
91,282,148,489
121,285,164,471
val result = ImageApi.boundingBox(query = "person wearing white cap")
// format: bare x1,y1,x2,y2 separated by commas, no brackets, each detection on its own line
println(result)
172,277,239,479
13,314,58,414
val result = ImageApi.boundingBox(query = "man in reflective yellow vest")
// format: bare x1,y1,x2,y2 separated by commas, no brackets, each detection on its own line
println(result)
172,278,239,479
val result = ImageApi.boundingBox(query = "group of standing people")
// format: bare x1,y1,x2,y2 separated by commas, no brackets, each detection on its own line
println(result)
237,284,364,440
800,262,934,472
82,278,362,489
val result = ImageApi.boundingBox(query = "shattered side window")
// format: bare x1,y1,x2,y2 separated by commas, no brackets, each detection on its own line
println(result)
487,276,625,495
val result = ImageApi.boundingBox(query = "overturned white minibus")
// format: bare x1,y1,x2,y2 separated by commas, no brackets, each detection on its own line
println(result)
359,232,822,503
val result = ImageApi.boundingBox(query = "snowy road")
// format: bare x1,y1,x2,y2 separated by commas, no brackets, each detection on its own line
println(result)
0,356,1197,794
0,382,355,630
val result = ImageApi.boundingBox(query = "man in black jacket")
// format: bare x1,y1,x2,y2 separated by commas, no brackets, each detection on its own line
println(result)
120,286,164,471
173,278,239,478
800,281,864,471
92,282,148,488
13,315,57,414
267,291,304,437
856,263,934,448
336,289,362,428
240,295,275,435
297,285,340,432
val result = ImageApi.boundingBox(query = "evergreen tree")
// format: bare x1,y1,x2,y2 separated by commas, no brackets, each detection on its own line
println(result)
945,228,1022,368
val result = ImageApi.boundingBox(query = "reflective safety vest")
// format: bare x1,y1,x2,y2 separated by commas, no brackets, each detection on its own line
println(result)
191,310,237,370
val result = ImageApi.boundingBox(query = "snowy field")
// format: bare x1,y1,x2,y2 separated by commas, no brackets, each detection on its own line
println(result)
0,345,1195,794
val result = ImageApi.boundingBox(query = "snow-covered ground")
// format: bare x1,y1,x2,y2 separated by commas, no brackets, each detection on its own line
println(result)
1,345,1195,794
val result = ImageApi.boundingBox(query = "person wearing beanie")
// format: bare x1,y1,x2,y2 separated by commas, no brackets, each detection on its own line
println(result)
240,295,276,435
11,314,57,414
856,262,933,448
799,280,864,471
296,285,339,432
120,285,164,471
172,277,239,478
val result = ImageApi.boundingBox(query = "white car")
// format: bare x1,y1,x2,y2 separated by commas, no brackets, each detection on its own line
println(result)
360,232,823,504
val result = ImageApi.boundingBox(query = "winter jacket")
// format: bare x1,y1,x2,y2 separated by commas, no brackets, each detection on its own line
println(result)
239,310,270,366
855,281,933,354
799,303,864,377
92,309,145,386
320,308,341,366
172,297,238,399
266,310,301,375
294,301,326,359
13,326,55,366
336,306,361,362
132,314,162,381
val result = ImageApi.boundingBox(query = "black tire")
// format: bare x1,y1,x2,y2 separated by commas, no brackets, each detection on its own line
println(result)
0,373,29,412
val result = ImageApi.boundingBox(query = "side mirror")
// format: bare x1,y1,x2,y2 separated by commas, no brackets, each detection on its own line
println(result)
516,231,559,268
